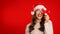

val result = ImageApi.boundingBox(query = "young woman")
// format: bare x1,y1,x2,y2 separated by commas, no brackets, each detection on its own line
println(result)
25,5,53,34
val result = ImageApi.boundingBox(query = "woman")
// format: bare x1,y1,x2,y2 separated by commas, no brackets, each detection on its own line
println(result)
25,5,53,34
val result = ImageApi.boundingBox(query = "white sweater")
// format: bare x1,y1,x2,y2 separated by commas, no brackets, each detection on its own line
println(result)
25,20,53,34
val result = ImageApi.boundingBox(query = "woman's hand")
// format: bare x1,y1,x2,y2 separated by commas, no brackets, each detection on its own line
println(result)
44,13,50,22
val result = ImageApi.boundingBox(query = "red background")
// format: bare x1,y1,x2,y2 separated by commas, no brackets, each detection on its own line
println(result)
0,0,60,34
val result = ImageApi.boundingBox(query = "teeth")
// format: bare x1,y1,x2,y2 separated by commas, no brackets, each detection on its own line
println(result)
38,14,41,17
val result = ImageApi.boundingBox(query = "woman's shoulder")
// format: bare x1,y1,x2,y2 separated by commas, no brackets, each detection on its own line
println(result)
26,22,31,27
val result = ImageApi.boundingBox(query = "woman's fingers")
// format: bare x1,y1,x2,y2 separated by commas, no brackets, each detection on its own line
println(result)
44,13,50,22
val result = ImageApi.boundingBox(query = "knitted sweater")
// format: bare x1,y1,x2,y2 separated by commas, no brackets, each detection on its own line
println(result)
25,20,53,34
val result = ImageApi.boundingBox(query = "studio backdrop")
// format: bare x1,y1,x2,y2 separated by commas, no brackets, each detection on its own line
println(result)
0,0,60,34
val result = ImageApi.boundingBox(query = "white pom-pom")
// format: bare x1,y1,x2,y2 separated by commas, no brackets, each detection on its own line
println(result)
43,7,46,11
45,13,47,15
31,11,34,15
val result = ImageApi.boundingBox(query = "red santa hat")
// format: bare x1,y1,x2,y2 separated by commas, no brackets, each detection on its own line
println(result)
31,5,48,15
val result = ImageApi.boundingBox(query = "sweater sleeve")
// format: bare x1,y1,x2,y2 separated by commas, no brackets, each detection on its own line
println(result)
25,23,31,34
44,20,53,34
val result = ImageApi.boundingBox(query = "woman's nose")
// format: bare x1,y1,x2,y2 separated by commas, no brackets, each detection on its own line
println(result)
39,12,41,15
39,11,42,13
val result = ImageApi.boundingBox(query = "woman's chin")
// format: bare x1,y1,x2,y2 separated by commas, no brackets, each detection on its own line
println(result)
37,17,41,20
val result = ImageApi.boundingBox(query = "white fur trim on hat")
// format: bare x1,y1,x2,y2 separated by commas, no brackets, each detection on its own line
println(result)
34,5,46,11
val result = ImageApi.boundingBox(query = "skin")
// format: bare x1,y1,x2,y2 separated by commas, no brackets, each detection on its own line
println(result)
35,9,49,23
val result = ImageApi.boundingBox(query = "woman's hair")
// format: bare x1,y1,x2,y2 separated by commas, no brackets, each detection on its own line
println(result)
29,9,45,33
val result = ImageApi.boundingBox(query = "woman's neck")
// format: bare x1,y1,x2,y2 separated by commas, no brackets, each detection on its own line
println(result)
36,19,41,23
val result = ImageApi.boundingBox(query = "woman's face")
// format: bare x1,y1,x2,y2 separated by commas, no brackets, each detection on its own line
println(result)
36,9,43,20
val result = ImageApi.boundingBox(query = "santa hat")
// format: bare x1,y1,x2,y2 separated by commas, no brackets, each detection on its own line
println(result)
31,5,47,15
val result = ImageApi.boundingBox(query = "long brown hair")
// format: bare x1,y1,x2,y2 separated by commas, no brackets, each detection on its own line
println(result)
29,10,45,33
